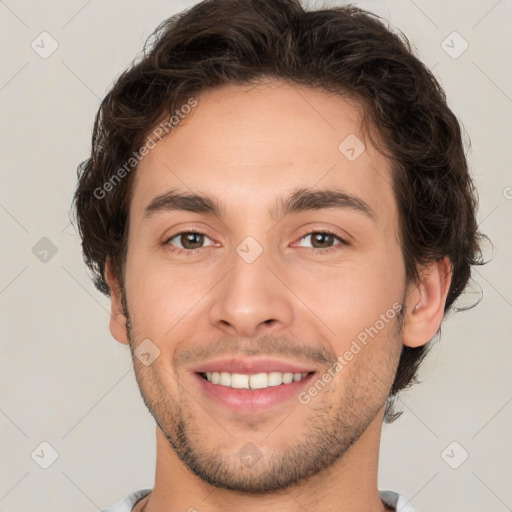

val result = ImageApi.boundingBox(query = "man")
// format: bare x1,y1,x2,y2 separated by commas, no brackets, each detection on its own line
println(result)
73,0,483,510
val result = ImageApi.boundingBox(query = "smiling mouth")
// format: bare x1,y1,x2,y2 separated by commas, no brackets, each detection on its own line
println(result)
198,371,315,390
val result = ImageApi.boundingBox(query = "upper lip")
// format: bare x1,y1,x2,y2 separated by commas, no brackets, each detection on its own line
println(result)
189,357,316,375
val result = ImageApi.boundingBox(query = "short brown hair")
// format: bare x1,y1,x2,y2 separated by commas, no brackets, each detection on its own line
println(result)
73,0,485,421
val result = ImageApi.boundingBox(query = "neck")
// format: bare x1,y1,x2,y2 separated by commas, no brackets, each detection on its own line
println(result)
139,410,389,512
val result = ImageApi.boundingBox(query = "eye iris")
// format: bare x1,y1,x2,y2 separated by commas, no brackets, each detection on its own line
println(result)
181,233,203,249
312,233,333,248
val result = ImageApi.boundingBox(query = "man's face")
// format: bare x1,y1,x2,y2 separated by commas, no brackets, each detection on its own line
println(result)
119,80,407,492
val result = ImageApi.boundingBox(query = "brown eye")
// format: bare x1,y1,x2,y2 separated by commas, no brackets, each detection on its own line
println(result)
310,232,336,248
165,231,215,251
294,231,349,255
300,232,344,249
180,232,204,249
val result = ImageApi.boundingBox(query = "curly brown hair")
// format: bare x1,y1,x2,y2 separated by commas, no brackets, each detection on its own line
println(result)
72,0,485,421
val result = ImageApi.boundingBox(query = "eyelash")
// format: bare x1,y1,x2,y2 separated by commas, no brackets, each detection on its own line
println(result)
163,229,349,256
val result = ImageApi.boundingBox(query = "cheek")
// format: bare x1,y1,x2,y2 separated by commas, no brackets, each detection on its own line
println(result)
303,249,405,350
124,253,215,339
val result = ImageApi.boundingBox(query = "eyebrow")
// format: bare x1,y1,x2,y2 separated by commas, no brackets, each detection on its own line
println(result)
142,187,375,221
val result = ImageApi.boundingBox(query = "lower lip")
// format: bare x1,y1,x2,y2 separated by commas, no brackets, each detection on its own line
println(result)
192,372,316,413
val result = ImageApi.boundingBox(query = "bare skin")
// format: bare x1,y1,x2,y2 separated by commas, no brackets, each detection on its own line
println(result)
105,79,451,512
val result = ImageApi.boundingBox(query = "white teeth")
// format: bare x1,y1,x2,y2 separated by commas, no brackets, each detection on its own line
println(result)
282,372,294,384
204,371,309,389
219,372,231,386
248,372,268,389
268,372,284,386
230,373,249,389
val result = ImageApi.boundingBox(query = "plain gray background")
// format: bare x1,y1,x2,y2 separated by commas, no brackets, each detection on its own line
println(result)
1,0,511,510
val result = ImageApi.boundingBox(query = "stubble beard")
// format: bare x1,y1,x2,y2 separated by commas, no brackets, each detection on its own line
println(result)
124,297,404,494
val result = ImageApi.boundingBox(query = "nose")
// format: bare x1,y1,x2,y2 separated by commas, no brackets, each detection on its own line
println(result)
209,244,294,338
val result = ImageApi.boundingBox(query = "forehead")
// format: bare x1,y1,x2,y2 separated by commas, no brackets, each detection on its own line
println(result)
129,80,396,223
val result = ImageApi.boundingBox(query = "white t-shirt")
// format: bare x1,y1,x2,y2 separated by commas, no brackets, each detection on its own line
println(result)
102,489,418,511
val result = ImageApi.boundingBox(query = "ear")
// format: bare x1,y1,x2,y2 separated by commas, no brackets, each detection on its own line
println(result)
402,256,452,348
104,257,130,345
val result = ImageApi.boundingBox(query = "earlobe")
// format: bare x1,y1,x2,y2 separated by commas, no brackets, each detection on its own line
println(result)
402,257,452,348
104,257,130,346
